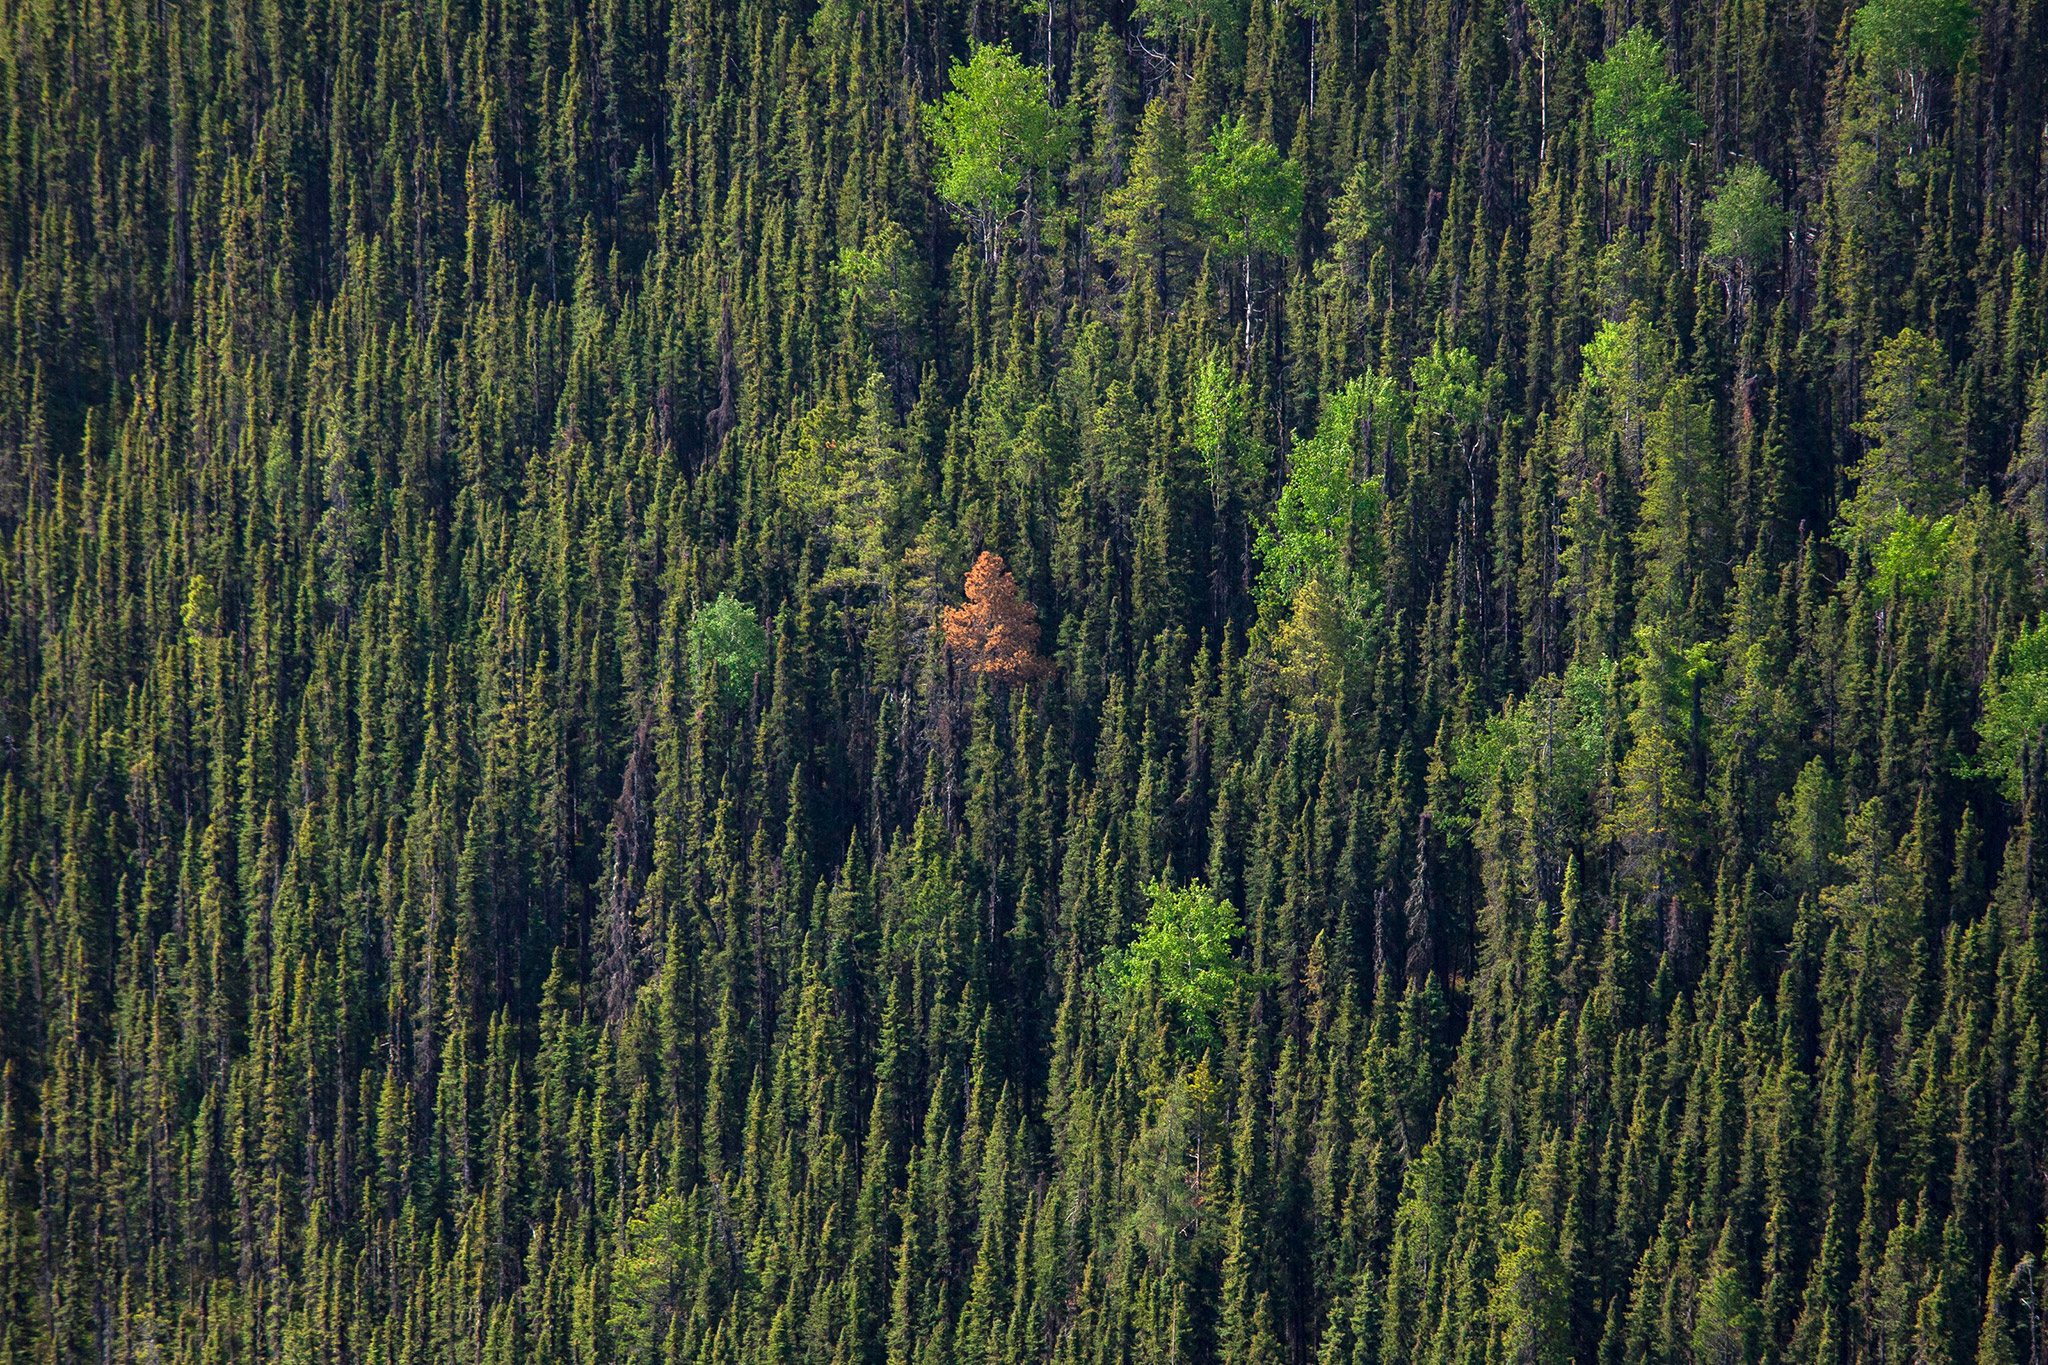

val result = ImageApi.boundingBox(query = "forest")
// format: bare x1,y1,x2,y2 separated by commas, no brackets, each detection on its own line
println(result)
2,0,2047,1359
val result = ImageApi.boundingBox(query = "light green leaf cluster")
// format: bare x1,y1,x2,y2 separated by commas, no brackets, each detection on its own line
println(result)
1454,657,1613,833
1588,28,1702,174
1191,350,1268,512
1979,619,2048,798
689,594,768,706
1852,0,1974,74
1107,880,1245,1042
1191,115,1304,263
1255,373,1398,608
1870,507,1956,601
922,44,1071,253
1704,164,1790,272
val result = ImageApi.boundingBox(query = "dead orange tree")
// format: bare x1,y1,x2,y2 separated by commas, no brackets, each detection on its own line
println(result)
942,551,1055,683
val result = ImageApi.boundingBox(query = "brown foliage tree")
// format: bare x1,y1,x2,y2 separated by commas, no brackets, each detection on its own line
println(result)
943,551,1055,683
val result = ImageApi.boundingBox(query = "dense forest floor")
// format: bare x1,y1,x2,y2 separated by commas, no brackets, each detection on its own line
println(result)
3,0,2048,1362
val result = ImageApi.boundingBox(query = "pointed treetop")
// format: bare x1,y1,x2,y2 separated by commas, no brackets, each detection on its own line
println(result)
944,552,1056,684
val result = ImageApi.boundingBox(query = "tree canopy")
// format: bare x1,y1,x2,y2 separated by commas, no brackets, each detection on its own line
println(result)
1588,28,1703,174
1107,880,1246,1042
924,43,1072,257
0,1,2044,1365
1191,115,1305,346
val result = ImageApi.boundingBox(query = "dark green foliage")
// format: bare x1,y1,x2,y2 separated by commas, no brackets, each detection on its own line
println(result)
2,2,2046,1365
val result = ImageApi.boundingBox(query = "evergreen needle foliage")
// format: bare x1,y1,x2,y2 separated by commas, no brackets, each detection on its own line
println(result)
3,2,2048,1365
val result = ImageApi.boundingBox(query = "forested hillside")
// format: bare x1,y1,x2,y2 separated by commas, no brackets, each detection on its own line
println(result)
4,0,2048,1360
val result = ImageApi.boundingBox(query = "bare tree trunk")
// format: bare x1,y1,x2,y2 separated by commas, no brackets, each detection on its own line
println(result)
1243,255,1254,353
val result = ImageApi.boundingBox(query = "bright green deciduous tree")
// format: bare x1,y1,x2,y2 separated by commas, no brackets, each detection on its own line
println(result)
1705,163,1789,310
923,43,1071,261
1255,373,1397,609
1978,619,2048,798
1587,28,1702,174
1868,506,1955,600
1852,0,1974,77
690,594,768,705
1191,115,1304,349
1192,350,1269,515
1850,0,1973,134
1455,658,1612,836
1706,164,1790,270
1109,880,1245,1042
